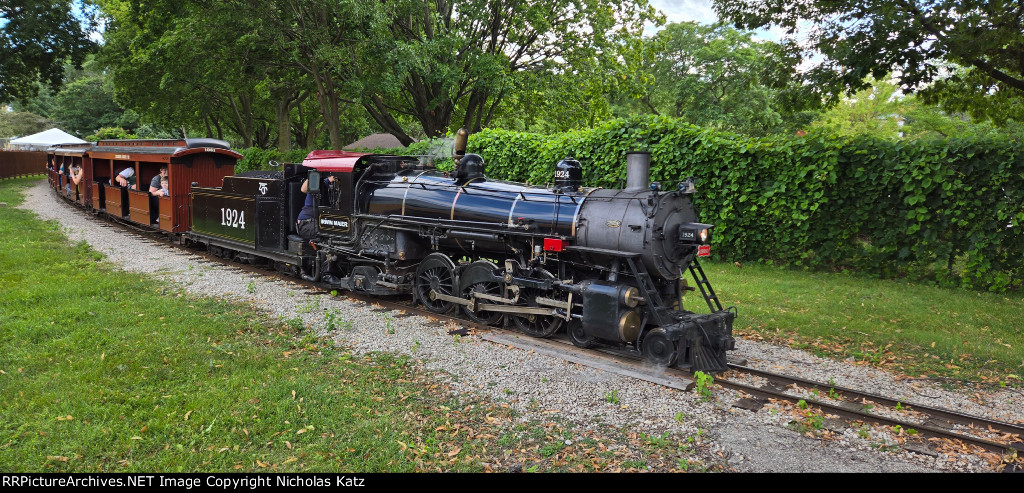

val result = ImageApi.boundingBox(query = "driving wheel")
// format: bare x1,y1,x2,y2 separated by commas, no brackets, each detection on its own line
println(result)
511,270,564,338
459,260,505,325
414,253,458,314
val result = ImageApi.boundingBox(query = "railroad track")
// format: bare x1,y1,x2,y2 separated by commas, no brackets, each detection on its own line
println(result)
68,195,1024,463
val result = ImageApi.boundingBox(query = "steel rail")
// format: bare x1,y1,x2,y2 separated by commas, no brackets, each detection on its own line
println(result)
53,190,1024,459
726,363,1024,439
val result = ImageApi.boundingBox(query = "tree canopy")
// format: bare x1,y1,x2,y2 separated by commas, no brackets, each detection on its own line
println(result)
25,0,1012,148
713,0,1024,124
0,0,96,102
626,22,815,136
96,0,660,149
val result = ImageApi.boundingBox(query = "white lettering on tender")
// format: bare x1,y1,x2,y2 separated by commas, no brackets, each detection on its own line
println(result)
220,207,246,229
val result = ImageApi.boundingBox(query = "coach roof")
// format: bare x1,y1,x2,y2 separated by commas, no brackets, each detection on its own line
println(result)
87,138,243,160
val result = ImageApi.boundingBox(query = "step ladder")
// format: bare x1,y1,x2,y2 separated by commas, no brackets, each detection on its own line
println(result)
625,257,667,326
688,259,723,313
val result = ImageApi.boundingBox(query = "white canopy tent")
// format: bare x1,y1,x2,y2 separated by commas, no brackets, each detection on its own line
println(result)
8,128,87,151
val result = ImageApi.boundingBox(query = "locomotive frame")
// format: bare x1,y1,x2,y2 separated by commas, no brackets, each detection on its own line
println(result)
49,135,736,372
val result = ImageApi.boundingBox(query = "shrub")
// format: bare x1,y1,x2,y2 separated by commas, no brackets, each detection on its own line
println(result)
466,116,1024,291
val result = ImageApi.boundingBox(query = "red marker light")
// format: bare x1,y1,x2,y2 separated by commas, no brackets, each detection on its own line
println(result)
697,245,711,257
544,238,566,252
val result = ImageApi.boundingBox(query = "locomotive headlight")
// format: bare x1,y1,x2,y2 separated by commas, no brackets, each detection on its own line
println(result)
679,223,714,245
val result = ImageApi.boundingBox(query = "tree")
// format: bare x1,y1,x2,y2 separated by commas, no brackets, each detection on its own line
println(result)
0,110,53,137
253,0,659,147
9,83,56,118
810,78,911,139
809,77,1024,141
622,22,815,136
0,0,96,102
96,0,659,149
99,0,284,147
97,0,371,149
713,0,1024,124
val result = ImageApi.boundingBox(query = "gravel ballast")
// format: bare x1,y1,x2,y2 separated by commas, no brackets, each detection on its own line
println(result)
19,180,1022,472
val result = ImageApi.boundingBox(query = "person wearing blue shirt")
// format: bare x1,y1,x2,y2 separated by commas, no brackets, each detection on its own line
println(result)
297,175,334,239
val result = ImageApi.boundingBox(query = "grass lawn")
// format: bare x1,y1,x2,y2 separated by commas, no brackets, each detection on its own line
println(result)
0,177,707,472
690,260,1024,386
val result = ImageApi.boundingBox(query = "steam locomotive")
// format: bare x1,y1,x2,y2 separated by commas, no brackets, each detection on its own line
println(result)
49,132,736,372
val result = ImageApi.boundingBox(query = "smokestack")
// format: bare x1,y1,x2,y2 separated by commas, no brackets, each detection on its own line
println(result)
625,152,651,192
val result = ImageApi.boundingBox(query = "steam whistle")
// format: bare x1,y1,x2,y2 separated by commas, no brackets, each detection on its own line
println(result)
453,128,468,166
450,128,484,181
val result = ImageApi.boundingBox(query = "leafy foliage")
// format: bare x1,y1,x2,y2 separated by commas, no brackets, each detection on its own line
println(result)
621,22,816,136
712,0,1024,125
469,116,1024,290
0,111,53,138
811,78,1024,142
84,127,138,141
51,75,126,137
234,147,313,174
95,0,661,148
97,0,284,148
0,0,97,102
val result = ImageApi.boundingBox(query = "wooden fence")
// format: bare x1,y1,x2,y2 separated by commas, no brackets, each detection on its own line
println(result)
0,150,47,179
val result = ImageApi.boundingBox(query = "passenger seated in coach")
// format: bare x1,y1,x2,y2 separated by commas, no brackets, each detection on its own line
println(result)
58,162,67,192
65,164,83,197
70,164,84,187
114,167,137,189
149,165,169,196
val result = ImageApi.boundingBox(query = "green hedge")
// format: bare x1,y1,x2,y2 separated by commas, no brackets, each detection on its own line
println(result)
235,147,314,174
465,116,1024,291
235,142,452,174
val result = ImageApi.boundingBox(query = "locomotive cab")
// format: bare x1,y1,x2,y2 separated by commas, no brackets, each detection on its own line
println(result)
300,151,423,245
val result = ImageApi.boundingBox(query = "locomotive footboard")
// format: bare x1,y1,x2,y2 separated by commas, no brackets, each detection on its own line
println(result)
658,310,737,373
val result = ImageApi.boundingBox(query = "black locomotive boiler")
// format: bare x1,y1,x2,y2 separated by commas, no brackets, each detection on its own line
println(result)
185,132,736,372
